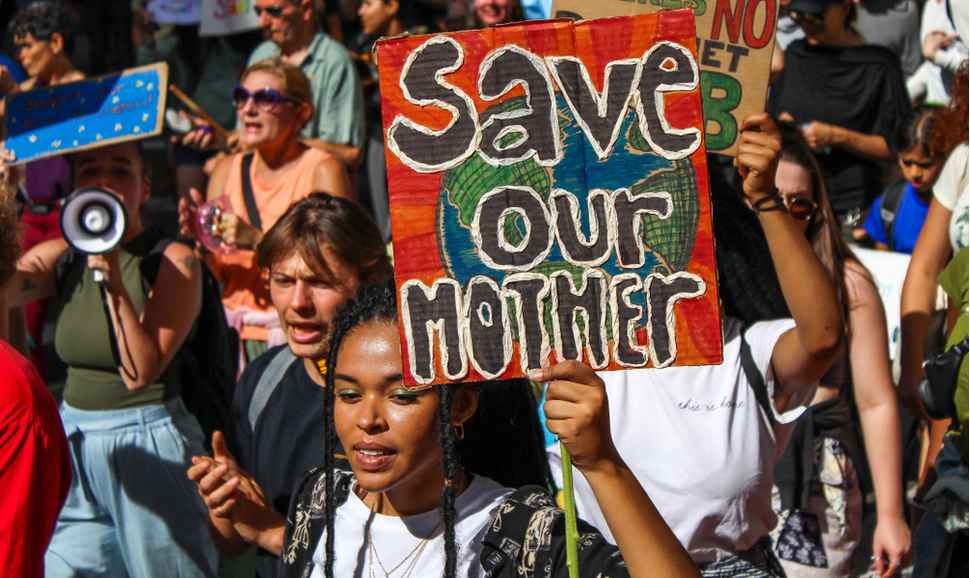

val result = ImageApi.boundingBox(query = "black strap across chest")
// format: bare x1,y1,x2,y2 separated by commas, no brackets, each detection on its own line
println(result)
240,153,262,232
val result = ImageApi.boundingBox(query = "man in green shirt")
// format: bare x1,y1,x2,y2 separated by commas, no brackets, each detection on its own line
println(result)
247,0,365,168
184,0,365,169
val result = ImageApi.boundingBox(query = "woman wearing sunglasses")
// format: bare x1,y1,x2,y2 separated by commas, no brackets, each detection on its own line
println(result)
767,0,910,242
179,60,351,364
768,122,910,578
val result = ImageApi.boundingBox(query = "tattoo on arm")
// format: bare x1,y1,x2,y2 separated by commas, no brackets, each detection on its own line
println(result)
177,255,197,272
21,278,37,292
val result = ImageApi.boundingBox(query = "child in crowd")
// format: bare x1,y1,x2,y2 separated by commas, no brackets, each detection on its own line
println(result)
861,105,947,254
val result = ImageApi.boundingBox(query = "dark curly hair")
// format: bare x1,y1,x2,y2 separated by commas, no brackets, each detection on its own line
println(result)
0,181,22,289
8,1,79,53
929,64,969,155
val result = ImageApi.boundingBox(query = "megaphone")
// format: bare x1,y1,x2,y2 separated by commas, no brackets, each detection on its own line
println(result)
59,187,129,255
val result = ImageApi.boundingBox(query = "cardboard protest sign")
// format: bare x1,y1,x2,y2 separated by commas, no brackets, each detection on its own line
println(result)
377,11,723,386
4,64,167,165
552,0,778,155
199,0,260,36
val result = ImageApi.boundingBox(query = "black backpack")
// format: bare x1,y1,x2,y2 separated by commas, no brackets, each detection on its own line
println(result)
54,234,238,446
878,178,909,250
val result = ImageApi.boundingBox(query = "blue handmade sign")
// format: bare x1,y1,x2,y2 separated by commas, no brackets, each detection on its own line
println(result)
4,63,168,164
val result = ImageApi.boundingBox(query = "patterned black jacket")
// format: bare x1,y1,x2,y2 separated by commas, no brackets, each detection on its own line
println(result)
278,468,631,578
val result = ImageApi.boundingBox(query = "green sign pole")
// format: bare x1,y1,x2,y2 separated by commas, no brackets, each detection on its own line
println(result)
560,442,580,578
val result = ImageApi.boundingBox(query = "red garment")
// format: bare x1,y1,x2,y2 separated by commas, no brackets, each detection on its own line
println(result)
0,340,71,578
18,208,64,381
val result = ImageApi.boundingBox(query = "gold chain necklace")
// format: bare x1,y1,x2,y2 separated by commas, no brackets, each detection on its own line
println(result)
366,492,443,578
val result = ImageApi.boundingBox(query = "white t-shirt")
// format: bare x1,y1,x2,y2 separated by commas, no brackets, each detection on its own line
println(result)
549,317,815,564
310,475,513,578
933,142,969,252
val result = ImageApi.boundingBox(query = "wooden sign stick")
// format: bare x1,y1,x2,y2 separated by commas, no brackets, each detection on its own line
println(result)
168,84,231,141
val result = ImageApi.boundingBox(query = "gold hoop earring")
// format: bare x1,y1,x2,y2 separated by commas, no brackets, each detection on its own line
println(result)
454,423,464,440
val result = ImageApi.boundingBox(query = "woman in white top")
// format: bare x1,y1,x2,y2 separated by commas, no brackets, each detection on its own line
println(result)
551,113,846,577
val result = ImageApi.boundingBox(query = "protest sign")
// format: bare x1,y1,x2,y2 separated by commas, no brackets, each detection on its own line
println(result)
378,11,723,386
199,0,259,36
4,63,168,165
552,0,778,155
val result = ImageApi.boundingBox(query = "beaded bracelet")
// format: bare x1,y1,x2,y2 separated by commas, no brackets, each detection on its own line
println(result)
752,189,786,212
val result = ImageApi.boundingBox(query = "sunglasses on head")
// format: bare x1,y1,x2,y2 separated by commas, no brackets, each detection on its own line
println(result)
785,9,826,26
231,85,298,112
254,5,285,17
786,197,818,221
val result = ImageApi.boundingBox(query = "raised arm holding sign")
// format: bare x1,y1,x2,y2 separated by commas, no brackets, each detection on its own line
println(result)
549,114,844,577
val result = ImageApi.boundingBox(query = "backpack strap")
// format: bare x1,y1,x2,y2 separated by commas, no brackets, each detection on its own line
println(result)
248,347,298,431
879,178,908,250
140,235,175,294
740,327,776,424
53,245,81,295
239,153,262,232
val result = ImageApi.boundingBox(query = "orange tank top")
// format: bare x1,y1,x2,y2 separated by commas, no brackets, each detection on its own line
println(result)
206,148,331,341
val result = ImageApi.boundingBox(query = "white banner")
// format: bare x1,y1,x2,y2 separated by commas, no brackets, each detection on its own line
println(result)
853,248,911,360
199,0,260,36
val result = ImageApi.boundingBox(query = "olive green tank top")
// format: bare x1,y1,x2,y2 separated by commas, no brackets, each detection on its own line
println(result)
55,231,182,409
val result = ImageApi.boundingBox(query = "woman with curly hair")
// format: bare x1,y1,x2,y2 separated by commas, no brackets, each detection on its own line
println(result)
898,65,969,578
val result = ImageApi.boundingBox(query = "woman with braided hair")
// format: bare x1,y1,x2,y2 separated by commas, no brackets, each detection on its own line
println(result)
272,278,701,578
189,281,703,578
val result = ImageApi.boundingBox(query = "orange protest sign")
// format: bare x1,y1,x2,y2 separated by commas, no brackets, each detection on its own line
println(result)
377,11,723,386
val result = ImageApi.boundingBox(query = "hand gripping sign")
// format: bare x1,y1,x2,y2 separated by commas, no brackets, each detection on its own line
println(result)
378,10,723,387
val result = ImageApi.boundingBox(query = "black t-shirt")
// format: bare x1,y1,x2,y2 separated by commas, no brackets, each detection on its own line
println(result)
767,40,910,215
226,345,328,578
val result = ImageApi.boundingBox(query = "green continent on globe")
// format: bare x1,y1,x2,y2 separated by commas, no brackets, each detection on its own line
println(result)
628,128,700,272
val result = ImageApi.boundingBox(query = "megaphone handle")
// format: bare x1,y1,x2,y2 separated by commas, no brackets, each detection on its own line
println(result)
93,270,105,284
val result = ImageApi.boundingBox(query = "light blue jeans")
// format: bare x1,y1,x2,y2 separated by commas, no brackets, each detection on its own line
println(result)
45,398,218,578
